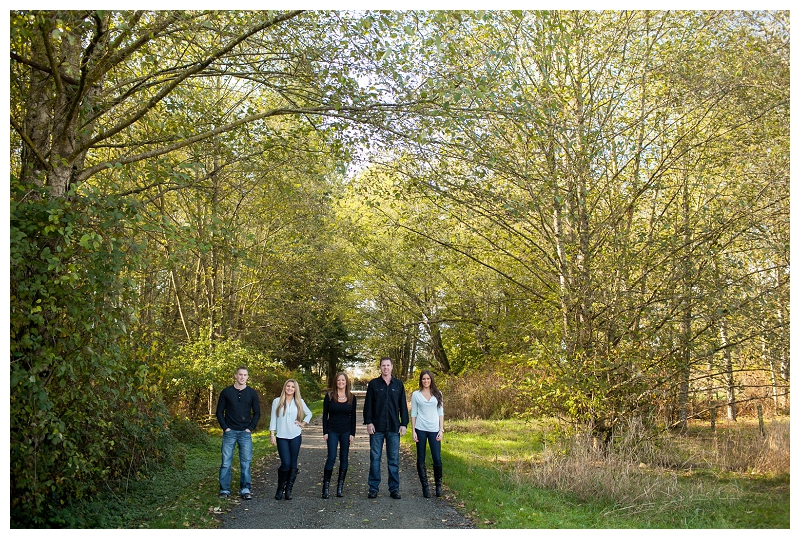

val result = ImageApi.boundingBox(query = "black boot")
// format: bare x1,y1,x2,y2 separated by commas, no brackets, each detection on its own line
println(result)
336,468,347,497
433,465,443,497
275,468,288,500
285,467,299,500
322,468,333,499
417,462,431,498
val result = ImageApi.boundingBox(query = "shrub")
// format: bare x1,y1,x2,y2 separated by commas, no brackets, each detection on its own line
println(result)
436,363,528,420
9,183,171,527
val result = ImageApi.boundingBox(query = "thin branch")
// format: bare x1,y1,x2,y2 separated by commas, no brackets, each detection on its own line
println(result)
10,51,80,86
75,10,305,161
10,115,53,172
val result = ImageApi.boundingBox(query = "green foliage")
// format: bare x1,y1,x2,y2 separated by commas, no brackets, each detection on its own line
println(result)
44,428,273,528
162,337,289,417
161,336,326,417
9,180,172,527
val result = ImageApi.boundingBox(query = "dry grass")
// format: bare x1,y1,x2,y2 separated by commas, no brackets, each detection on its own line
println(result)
670,417,790,474
437,367,527,420
503,416,789,517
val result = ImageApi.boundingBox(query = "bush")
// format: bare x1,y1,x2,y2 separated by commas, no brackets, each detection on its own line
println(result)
436,364,526,420
162,337,292,419
168,415,210,444
9,183,171,527
161,337,325,431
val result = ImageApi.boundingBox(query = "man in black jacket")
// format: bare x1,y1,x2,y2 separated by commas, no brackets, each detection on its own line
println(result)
216,366,261,499
363,357,409,499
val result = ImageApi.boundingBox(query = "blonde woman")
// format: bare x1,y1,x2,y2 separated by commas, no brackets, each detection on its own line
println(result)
269,379,312,500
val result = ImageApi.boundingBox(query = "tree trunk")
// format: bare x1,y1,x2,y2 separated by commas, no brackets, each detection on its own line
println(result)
676,175,692,430
426,321,451,373
720,316,736,421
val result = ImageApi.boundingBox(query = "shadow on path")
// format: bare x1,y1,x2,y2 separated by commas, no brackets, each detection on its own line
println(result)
220,398,474,529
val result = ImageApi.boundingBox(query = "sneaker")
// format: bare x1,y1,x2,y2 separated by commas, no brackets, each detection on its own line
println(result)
368,490,378,499
219,492,230,499
390,491,401,499
241,492,252,500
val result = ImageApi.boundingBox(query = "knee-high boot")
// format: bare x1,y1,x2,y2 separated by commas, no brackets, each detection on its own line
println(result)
275,468,288,500
336,468,347,497
433,465,443,497
417,462,431,498
322,468,333,499
284,467,299,500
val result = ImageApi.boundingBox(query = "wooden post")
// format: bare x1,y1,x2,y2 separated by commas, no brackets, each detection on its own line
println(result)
757,404,766,438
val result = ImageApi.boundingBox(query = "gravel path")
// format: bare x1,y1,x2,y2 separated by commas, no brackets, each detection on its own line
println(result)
219,398,474,529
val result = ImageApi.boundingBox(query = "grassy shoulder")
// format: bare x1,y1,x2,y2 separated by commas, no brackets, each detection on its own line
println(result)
63,425,271,528
64,400,327,528
402,417,790,528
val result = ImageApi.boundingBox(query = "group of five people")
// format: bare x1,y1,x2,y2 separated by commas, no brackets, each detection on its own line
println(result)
215,357,445,501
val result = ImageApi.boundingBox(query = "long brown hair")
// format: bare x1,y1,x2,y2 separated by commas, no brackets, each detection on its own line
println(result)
327,372,353,404
419,369,443,408
277,378,305,421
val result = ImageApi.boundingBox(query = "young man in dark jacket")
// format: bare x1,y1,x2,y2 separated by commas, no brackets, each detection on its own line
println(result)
363,357,409,499
216,366,261,499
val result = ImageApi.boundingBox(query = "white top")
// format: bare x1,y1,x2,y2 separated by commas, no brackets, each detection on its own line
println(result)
269,397,312,439
410,390,443,432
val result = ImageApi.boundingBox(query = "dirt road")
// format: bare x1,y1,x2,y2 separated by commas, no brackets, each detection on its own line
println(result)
219,397,474,529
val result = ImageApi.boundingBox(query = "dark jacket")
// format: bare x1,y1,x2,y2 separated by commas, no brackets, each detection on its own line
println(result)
216,385,261,431
363,375,409,432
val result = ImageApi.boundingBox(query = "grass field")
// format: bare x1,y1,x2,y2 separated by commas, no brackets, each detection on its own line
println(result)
402,416,790,528
60,405,788,529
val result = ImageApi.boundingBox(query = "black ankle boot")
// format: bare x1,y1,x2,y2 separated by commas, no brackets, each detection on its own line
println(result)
322,468,333,499
417,462,431,498
336,468,347,497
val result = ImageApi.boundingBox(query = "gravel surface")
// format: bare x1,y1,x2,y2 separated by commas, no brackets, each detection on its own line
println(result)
219,398,474,529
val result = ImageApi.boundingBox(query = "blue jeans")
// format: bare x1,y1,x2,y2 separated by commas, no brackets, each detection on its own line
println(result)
276,435,302,471
325,431,351,470
368,431,400,493
415,429,442,467
219,429,252,495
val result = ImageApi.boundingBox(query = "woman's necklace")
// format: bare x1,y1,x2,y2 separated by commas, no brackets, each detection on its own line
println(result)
337,392,347,402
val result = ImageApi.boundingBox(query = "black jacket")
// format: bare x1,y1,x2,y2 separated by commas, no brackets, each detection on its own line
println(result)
363,376,409,432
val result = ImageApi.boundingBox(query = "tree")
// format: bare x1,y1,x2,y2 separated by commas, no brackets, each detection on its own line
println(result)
345,10,789,431
8,9,421,523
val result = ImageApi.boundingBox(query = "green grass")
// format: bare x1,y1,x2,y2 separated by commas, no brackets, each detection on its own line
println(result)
61,400,332,529
308,398,324,418
403,418,790,529
61,421,277,528
62,409,788,529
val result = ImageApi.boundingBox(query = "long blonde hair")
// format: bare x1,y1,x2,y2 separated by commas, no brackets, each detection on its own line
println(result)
277,378,305,422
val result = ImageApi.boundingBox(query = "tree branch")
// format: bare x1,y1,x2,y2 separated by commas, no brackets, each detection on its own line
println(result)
10,115,53,173
75,10,305,161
